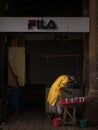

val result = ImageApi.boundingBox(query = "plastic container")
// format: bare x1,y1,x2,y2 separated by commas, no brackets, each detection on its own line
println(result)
53,117,61,127
80,119,87,128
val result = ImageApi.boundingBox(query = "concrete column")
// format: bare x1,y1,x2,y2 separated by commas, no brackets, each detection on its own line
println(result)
86,0,98,126
83,34,89,96
87,0,98,100
82,0,89,96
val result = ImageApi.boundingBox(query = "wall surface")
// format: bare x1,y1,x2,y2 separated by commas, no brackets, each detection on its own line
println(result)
8,47,25,86
26,40,83,85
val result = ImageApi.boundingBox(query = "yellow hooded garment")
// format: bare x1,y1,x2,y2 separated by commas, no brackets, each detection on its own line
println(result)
47,75,70,106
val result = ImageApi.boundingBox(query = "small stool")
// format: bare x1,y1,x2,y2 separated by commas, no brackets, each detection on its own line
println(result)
62,104,76,125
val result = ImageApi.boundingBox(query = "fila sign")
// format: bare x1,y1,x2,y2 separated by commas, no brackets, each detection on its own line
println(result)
0,17,89,32
28,19,57,29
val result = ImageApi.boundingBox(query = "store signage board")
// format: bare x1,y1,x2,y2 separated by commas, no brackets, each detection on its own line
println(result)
0,17,89,32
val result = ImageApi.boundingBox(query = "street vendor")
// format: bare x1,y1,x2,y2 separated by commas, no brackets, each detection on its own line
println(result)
47,74,75,119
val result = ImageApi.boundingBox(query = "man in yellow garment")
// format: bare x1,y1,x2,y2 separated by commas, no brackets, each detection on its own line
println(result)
47,75,74,119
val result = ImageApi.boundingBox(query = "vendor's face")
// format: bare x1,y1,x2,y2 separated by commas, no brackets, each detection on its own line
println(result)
69,76,75,83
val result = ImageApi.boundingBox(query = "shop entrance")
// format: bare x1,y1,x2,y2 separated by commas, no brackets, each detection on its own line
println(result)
7,32,84,112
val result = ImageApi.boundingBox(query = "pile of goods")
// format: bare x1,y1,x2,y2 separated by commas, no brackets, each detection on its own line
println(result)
66,81,81,89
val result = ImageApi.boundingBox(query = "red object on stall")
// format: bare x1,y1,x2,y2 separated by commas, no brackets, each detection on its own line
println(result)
60,99,87,105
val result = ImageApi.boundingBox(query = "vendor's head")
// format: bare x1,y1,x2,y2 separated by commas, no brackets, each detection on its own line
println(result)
65,75,75,88
68,76,75,82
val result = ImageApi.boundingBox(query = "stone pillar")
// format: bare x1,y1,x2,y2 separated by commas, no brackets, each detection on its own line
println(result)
86,0,98,126
82,0,89,96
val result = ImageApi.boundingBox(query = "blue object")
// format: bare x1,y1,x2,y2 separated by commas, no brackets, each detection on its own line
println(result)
8,88,20,113
80,119,88,128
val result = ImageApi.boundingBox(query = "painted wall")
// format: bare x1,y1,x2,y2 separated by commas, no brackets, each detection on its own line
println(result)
8,47,25,86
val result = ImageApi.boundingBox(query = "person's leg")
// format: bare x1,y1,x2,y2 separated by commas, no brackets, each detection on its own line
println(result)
48,104,56,120
56,100,63,118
